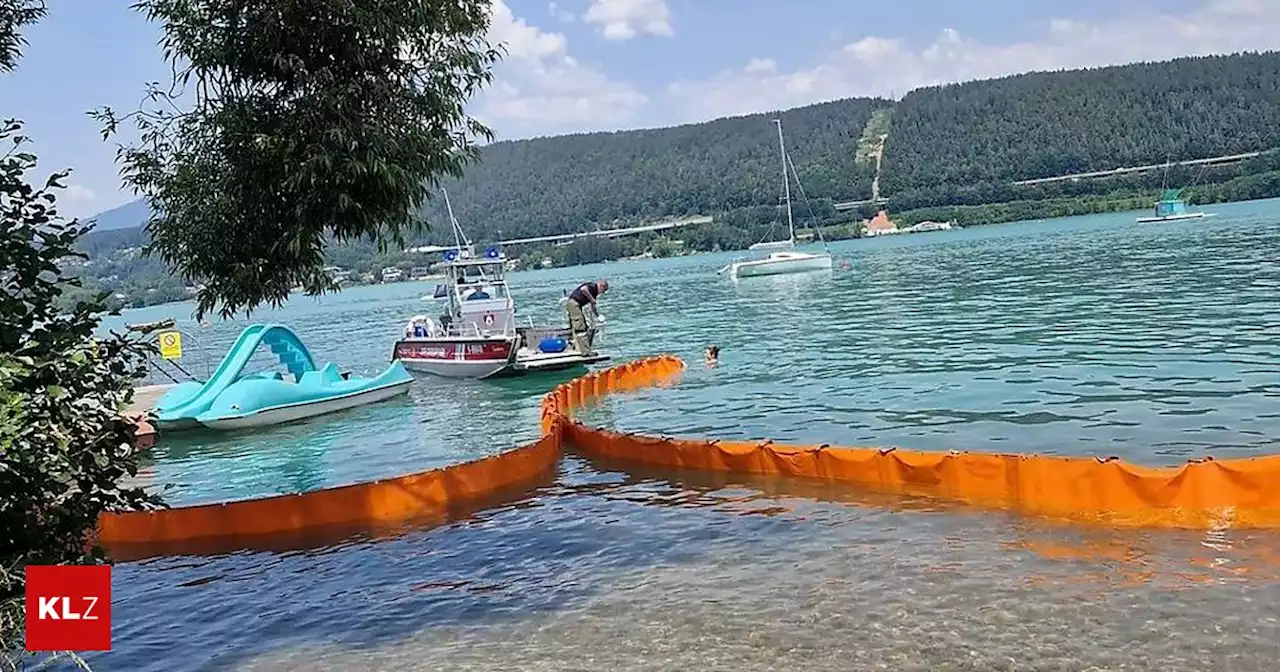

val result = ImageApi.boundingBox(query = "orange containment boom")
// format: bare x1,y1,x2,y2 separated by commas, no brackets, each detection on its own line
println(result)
544,356,1280,530
97,429,560,560
99,353,1280,560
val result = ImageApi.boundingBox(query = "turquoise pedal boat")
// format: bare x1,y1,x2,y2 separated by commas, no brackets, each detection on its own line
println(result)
152,324,412,431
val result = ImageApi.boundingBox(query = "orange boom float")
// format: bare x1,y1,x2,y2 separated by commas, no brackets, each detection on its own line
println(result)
99,355,1280,560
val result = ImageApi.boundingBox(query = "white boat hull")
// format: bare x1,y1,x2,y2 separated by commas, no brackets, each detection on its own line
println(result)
1136,212,1211,223
731,252,833,278
510,348,610,373
198,380,412,430
749,240,794,251
396,225,612,379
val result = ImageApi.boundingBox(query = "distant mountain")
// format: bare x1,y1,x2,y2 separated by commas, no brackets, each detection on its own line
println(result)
85,198,149,232
882,52,1280,195
79,97,890,243
81,51,1280,242
414,97,889,242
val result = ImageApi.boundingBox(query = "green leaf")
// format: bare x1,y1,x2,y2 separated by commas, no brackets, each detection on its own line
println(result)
0,116,163,654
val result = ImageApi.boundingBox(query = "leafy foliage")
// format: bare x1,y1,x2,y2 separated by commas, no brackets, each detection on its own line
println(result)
0,120,161,668
0,0,42,73
881,52,1280,194
95,0,501,319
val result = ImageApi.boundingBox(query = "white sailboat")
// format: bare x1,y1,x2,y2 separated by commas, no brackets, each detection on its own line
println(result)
1135,188,1211,223
721,119,833,279
1136,159,1213,224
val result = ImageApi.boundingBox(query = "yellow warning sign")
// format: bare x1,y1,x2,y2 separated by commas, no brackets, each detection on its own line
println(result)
158,331,183,360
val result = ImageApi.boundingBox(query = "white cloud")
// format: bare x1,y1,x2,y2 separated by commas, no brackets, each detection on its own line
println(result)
476,1,647,137
583,0,673,42
665,0,1280,121
548,2,575,23
63,184,96,204
743,58,776,75
487,2,567,61
843,36,900,66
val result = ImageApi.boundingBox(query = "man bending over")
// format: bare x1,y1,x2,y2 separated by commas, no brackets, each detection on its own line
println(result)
566,278,608,353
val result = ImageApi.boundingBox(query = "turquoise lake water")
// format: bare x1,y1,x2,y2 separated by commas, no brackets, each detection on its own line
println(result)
83,199,1280,670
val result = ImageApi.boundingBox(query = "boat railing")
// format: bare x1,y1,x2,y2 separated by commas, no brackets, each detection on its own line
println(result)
433,319,517,340
515,309,604,343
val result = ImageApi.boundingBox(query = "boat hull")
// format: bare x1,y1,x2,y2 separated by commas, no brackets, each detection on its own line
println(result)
198,380,412,430
151,324,415,434
732,253,833,278
152,417,204,432
393,337,517,379
1136,212,1211,223
507,349,610,375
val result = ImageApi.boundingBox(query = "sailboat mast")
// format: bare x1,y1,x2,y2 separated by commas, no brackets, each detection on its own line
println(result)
442,188,469,251
775,118,795,243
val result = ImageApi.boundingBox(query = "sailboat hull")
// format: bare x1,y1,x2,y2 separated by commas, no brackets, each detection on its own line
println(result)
727,117,833,281
731,252,833,278
749,240,794,251
1136,212,1210,223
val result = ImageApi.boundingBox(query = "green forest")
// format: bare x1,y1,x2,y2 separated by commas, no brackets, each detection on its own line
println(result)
70,50,1280,309
414,96,888,241
882,52,1280,193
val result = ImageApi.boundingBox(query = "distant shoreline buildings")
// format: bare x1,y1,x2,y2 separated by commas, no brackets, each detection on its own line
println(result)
862,210,958,237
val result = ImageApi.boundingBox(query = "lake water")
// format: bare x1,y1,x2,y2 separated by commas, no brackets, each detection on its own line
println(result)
82,199,1280,670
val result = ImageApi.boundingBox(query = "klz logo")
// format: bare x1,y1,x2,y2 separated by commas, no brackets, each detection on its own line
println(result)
25,565,112,651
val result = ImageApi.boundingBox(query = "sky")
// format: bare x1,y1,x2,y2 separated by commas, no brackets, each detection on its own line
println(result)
4,0,1279,219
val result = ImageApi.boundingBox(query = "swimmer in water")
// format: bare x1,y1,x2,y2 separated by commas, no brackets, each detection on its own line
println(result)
704,345,720,366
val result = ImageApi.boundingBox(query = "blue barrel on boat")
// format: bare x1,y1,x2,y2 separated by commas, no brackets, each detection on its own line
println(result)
538,336,568,353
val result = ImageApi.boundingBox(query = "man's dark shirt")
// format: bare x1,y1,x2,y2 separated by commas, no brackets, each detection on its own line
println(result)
569,282,600,306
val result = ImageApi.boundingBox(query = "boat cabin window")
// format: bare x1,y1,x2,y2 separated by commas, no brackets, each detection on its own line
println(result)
460,281,507,300
457,262,502,277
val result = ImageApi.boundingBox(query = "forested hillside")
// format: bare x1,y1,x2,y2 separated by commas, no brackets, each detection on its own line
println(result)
88,51,1280,242
87,97,886,242
881,52,1280,194
419,97,888,241
72,50,1280,309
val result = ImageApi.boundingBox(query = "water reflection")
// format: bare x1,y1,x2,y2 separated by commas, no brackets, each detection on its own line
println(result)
84,203,1280,671
146,396,419,505
484,367,590,398
597,203,1280,465
92,452,1280,672
566,449,1280,590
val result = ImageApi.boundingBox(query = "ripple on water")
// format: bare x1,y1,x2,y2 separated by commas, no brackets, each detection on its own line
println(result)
587,205,1280,464
82,458,1280,671
80,201,1280,670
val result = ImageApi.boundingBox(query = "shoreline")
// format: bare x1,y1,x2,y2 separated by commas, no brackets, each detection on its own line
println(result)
105,194,1276,315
